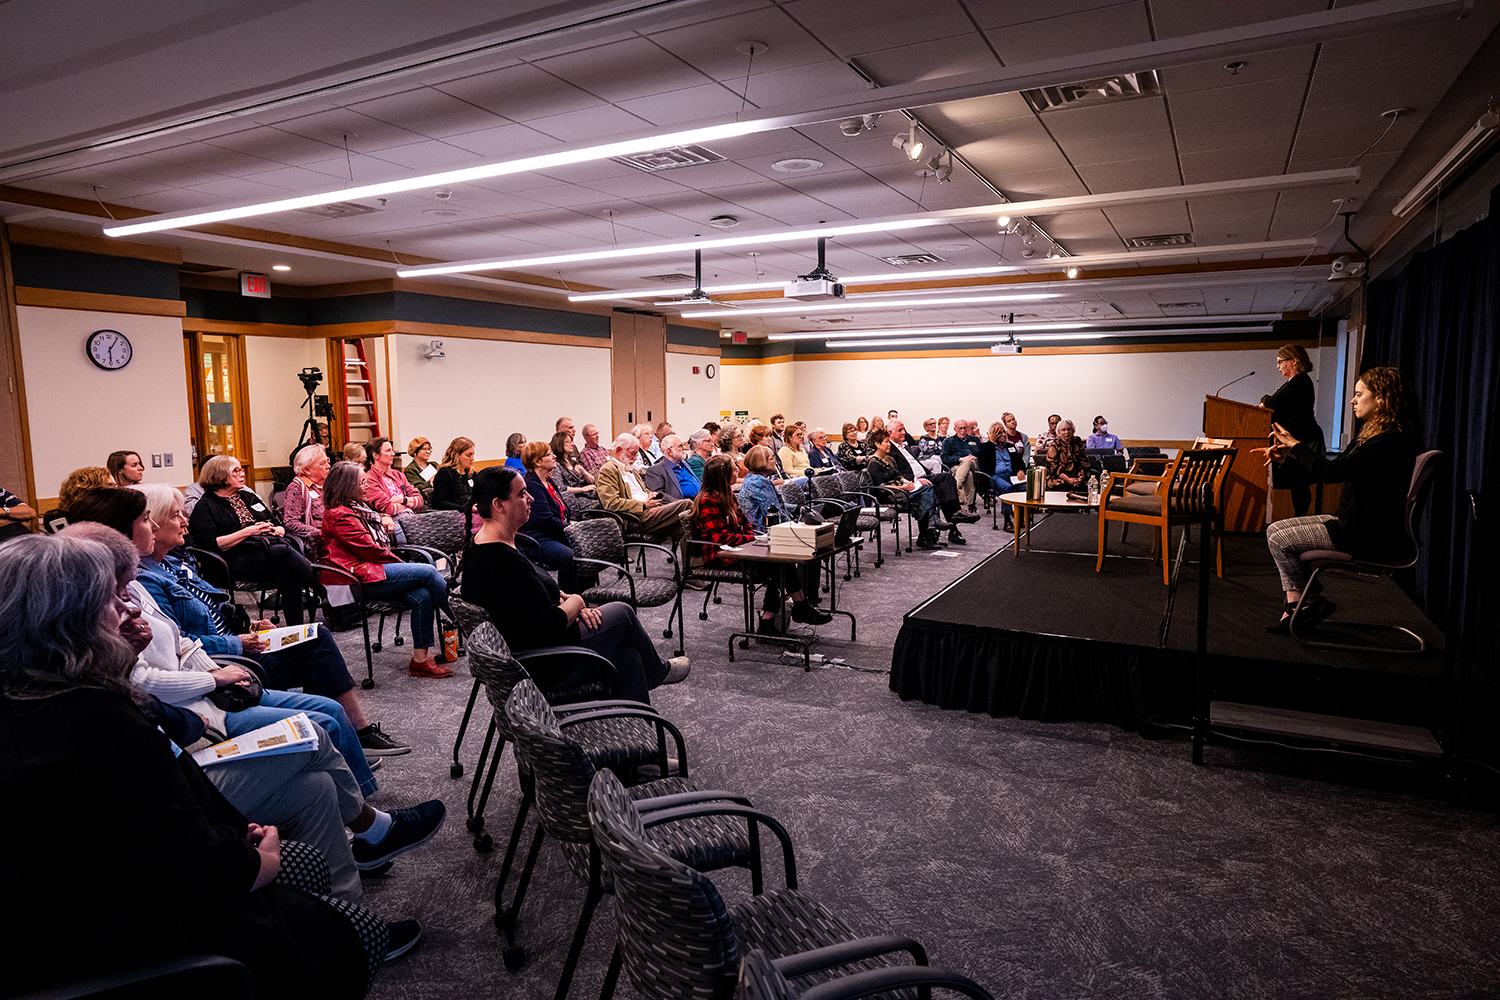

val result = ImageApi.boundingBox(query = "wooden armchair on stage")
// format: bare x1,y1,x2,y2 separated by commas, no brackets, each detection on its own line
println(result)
1097,448,1236,584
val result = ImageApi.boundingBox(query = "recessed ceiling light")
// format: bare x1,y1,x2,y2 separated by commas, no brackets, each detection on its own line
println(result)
935,244,970,252
771,158,823,173
272,264,291,271
708,215,740,229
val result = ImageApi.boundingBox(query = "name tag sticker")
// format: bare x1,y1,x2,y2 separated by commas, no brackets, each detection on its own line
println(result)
309,490,319,499
251,503,267,512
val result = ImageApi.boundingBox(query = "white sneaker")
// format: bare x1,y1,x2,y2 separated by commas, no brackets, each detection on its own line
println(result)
662,656,691,684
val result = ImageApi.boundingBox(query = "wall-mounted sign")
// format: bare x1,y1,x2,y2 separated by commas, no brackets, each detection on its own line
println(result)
239,272,271,298
731,331,747,345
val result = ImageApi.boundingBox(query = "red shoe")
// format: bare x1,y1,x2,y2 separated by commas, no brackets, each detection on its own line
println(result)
409,657,454,679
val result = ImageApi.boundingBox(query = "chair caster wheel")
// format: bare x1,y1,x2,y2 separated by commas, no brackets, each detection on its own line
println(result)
473,833,493,853
450,762,464,778
713,597,722,604
502,946,526,970
395,636,404,646
699,613,708,620
361,678,375,690
372,642,383,653
662,629,672,639
466,815,484,834
738,639,750,649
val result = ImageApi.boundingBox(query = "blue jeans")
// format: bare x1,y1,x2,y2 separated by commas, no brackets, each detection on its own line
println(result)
361,562,449,649
227,689,377,797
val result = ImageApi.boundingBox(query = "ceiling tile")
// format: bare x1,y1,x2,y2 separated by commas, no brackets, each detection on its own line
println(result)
204,127,348,167
272,108,429,154
1102,202,1192,237
1185,192,1280,241
435,63,602,120
1175,112,1299,155
1167,77,1309,127
953,136,1075,177
985,2,1152,63
443,122,559,158
851,34,1001,88
523,104,653,142
990,166,1091,201
1162,46,1316,95
534,37,707,102
737,60,868,109
1179,144,1291,184
1074,156,1181,193
918,92,1037,131
616,83,751,126
943,114,1058,150
368,140,482,172
1060,128,1177,166
779,0,978,56
647,7,831,79
1303,56,1470,112
346,87,506,139
1147,0,1324,40
964,0,1140,31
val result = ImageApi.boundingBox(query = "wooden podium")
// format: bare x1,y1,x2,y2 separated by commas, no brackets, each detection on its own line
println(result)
1203,395,1271,533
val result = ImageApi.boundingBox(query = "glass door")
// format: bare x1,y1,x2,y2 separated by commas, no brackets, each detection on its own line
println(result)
184,331,251,479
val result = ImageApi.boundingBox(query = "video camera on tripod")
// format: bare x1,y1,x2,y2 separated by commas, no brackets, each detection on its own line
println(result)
290,367,335,466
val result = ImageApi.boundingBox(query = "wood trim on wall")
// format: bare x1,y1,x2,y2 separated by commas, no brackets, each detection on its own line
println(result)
666,344,721,357
14,287,187,316
6,225,182,264
182,318,309,338
394,319,609,349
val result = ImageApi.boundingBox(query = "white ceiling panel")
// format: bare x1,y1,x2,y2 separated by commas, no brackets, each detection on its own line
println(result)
646,7,831,79
988,166,1092,201
1148,0,1323,39
1174,113,1300,155
737,60,869,108
434,63,602,120
443,122,560,158
1058,128,1178,167
1167,77,1310,127
1102,202,1193,237
1074,156,1182,194
950,136,1076,177
984,2,1153,63
1179,144,1291,184
964,0,1139,31
272,108,430,155
533,37,707,102
368,140,483,172
1162,46,1318,95
346,87,508,139
617,83,751,125
917,92,1037,130
523,104,653,142
1041,98,1172,142
852,34,1002,88
780,0,978,56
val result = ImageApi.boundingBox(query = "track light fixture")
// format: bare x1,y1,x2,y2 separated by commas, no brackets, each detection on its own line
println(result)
1066,267,1080,279
893,124,924,160
925,149,953,182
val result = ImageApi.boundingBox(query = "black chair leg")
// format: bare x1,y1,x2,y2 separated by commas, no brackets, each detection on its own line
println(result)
360,613,375,689
498,820,545,932
450,677,482,778
600,945,623,1000
554,875,606,1000
492,776,536,905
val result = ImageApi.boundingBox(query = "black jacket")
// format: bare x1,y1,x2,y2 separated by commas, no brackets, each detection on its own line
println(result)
1290,429,1418,560
640,458,682,500
460,540,579,659
1265,372,1324,489
189,488,278,555
521,470,568,544
431,465,474,513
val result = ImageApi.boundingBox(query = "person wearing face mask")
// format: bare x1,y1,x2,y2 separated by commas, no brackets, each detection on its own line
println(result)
1086,416,1123,453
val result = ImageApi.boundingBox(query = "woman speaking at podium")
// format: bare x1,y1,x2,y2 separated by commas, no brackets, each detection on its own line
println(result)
1261,344,1324,516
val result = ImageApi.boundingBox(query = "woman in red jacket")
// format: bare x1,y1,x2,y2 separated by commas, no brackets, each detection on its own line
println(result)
321,462,453,679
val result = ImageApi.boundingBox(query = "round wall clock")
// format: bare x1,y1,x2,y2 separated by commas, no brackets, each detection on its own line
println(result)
86,329,132,371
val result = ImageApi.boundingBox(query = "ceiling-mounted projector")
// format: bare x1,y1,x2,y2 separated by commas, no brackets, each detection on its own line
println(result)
784,278,845,300
991,342,1022,355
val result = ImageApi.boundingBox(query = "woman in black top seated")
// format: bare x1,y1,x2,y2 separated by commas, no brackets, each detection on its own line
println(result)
188,454,316,624
1262,366,1420,634
0,533,387,999
1261,343,1325,516
459,467,688,703
431,436,478,530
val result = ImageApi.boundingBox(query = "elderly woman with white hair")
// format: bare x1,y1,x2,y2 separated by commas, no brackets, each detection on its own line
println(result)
285,443,332,558
0,532,414,996
189,454,316,625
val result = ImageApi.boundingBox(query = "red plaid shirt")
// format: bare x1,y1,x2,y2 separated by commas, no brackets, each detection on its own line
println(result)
691,491,755,565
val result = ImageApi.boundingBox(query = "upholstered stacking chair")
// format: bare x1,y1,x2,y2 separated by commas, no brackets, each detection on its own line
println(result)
308,554,430,688
1290,449,1443,654
671,538,758,642
464,621,682,974
737,948,995,1000
446,594,494,778
505,680,794,996
564,517,683,647
832,470,893,567
589,768,948,1000
398,508,469,585
1096,448,1236,585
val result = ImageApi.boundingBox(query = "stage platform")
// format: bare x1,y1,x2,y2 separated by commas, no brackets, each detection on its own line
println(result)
890,511,1448,733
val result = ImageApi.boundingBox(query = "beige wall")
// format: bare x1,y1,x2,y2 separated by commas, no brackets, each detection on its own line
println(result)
665,351,722,436
386,333,611,460
244,335,324,475
720,345,1344,444
17,305,192,498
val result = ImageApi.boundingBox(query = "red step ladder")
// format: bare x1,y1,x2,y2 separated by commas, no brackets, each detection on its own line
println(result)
338,339,380,444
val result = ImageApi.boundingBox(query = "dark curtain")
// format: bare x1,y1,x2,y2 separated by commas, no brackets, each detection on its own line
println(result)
1363,203,1499,679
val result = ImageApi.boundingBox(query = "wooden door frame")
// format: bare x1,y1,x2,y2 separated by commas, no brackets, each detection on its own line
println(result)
0,224,36,516
183,330,254,481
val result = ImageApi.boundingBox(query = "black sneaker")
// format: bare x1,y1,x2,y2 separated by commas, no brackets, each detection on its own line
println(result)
947,528,967,545
756,616,785,637
1293,595,1338,630
951,512,982,524
352,800,446,870
358,723,411,757
791,601,833,626
383,920,422,962
916,530,940,550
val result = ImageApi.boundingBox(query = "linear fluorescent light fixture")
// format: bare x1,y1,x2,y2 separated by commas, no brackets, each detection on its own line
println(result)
1392,109,1500,217
396,169,1358,278
565,239,1319,303
766,313,1282,340
681,291,1058,319
824,325,1274,348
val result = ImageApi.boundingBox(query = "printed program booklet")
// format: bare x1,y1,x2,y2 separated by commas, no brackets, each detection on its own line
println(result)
191,713,318,767
257,622,319,652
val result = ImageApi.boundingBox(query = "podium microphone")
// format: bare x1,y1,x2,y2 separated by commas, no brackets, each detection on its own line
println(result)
801,466,825,524
1216,370,1255,395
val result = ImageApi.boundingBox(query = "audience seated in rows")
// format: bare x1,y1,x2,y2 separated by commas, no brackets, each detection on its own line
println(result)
838,423,868,470
458,466,689,702
643,434,701,502
343,441,367,465
1086,415,1124,453
111,483,411,759
320,462,453,679
63,518,444,908
363,437,425,518
519,440,578,591
807,427,839,469
1045,420,1088,490
867,428,979,549
549,430,598,513
504,433,527,472
0,482,34,541
940,418,982,509
778,424,812,478
0,531,442,996
431,436,478,532
191,455,317,625
685,429,714,479
578,423,608,474
595,433,691,539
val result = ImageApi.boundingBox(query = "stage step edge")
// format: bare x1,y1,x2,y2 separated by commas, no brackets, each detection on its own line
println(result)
1209,701,1443,757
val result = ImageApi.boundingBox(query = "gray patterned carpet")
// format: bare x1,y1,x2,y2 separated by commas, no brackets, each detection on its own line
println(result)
310,518,1500,999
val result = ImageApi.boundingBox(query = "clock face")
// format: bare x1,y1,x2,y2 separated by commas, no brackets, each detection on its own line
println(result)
87,329,132,371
